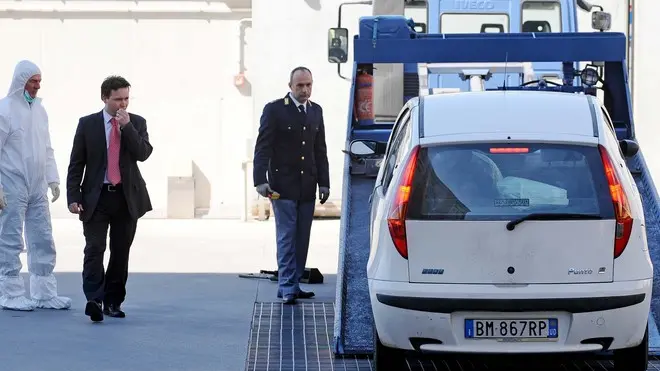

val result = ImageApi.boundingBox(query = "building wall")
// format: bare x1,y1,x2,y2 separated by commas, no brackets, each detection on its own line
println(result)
0,1,252,219
250,0,370,218
0,0,361,220
632,0,660,183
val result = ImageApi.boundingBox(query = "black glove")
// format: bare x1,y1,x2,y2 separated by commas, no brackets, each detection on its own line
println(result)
256,183,272,198
319,186,330,204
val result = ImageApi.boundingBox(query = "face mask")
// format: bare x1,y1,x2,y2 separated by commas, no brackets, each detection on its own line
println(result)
24,90,34,103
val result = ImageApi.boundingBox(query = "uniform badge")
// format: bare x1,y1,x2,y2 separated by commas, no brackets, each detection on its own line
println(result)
284,97,290,105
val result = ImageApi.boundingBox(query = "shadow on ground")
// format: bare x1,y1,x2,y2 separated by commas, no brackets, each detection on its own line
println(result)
0,272,263,371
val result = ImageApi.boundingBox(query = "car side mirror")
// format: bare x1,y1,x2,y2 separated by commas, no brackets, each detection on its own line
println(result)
328,27,349,64
349,139,377,156
592,10,612,31
619,139,639,158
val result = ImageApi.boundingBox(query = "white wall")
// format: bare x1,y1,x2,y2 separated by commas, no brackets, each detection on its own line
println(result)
251,0,371,214
632,0,660,182
0,2,252,219
0,0,365,220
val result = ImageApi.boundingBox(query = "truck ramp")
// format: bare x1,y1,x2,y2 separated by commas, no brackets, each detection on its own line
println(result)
333,170,378,354
631,151,660,354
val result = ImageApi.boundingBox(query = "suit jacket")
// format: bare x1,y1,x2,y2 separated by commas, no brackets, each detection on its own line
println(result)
253,94,330,202
66,110,153,222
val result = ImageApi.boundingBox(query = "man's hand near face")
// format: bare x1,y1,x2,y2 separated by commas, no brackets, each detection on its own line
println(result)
115,109,130,127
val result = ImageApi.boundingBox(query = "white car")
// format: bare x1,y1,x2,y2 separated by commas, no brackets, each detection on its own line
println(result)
350,90,653,371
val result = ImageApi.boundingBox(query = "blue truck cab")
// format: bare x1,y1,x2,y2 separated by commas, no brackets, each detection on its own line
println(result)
328,0,612,142
401,0,612,99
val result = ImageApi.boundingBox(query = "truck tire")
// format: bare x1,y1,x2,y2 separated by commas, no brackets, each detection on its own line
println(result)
614,323,648,371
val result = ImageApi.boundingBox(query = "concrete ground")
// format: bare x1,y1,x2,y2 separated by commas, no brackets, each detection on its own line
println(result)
0,218,341,371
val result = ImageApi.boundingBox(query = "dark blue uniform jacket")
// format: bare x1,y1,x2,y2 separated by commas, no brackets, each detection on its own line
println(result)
253,94,330,202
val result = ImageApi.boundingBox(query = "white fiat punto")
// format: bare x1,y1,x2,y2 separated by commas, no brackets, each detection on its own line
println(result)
352,90,652,371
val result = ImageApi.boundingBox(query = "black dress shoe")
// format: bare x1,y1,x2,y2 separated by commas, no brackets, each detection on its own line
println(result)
103,304,126,318
277,290,315,299
85,300,103,322
297,290,315,299
282,295,296,305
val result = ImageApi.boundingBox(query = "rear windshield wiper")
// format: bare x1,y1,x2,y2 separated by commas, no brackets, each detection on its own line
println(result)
506,213,603,231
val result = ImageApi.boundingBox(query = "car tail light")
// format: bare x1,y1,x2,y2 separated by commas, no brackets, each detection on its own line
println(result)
387,145,420,259
598,145,633,259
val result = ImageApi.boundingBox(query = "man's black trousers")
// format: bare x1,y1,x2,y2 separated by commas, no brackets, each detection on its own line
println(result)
82,184,137,306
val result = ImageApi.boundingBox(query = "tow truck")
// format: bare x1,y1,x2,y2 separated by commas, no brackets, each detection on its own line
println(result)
326,2,660,364
330,0,614,118
319,0,615,219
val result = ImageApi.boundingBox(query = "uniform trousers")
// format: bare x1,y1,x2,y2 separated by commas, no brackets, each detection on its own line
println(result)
271,199,315,297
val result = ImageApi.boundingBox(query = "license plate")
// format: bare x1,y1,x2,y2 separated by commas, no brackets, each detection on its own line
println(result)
464,319,558,339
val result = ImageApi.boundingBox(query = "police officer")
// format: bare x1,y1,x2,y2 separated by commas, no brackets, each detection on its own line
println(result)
253,66,330,305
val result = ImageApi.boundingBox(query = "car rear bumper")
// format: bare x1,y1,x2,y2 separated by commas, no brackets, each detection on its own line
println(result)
369,278,652,354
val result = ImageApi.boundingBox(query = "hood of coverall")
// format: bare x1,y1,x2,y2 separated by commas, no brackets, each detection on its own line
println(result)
7,60,41,100
0,59,57,194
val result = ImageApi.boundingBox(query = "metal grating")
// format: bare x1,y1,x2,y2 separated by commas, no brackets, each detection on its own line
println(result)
245,302,370,370
402,355,660,370
245,301,660,371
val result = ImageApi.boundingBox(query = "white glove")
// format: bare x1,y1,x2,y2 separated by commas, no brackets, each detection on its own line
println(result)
0,188,6,209
49,183,60,203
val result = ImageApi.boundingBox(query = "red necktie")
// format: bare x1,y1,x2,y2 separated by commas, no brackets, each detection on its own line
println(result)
107,118,121,185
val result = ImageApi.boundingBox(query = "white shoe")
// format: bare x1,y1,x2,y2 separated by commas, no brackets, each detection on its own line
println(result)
0,295,36,311
34,296,72,310
29,274,72,310
0,275,34,310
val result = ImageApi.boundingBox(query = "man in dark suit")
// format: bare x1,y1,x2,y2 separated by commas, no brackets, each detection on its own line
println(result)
253,66,330,305
66,75,153,322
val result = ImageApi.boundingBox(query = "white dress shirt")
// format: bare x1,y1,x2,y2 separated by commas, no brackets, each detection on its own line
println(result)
288,93,307,113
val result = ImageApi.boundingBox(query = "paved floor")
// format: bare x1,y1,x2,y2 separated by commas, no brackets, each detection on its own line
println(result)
0,217,341,371
1,217,658,371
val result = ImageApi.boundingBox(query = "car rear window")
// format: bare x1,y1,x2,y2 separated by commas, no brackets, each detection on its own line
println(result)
407,143,616,220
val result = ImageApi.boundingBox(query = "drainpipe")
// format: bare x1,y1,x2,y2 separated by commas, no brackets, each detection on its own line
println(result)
237,18,258,222
239,18,252,75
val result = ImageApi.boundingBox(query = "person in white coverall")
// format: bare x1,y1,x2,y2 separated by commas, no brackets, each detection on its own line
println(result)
0,60,72,311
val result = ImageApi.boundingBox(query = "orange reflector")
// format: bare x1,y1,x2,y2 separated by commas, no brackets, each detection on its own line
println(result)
489,147,529,153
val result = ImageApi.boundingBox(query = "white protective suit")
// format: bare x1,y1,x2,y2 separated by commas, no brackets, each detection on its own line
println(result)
0,60,71,311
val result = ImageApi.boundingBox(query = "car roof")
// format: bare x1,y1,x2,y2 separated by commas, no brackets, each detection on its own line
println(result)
420,90,597,139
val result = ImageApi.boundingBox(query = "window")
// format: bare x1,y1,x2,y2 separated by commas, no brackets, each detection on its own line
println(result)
521,1,561,33
440,13,509,33
406,143,615,221
601,107,616,137
405,2,427,33
601,107,626,159
384,108,410,159
382,112,412,191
